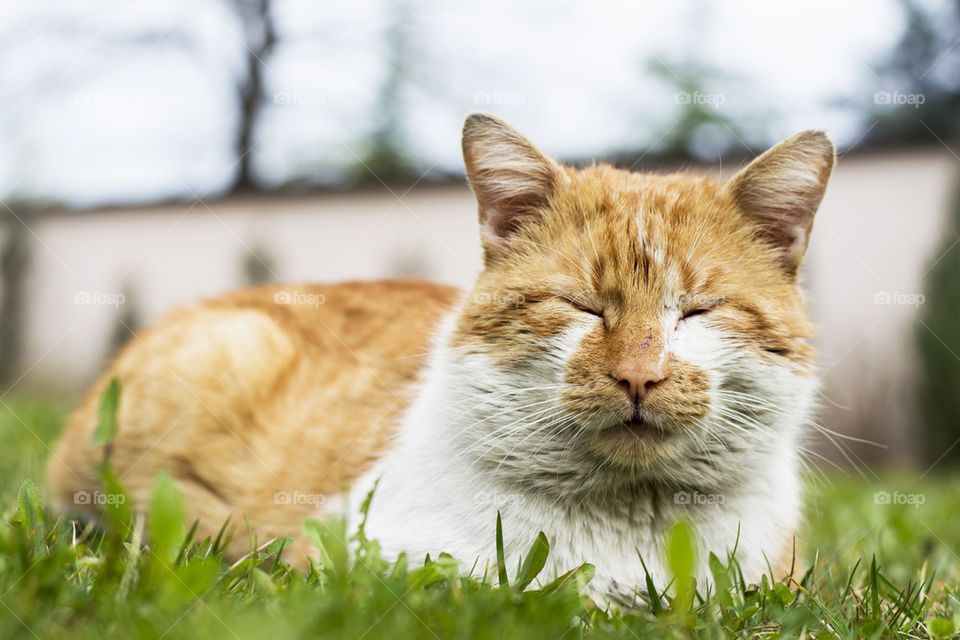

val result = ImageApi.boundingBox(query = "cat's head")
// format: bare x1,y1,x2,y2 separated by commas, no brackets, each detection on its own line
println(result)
450,114,833,491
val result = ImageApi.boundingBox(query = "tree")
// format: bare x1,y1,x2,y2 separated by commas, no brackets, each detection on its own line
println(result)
232,0,277,190
866,0,960,145
636,0,772,163
356,0,418,183
645,58,760,161
231,0,420,188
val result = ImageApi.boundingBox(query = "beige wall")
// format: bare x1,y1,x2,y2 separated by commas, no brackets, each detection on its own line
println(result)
24,184,485,388
804,148,956,463
18,147,958,462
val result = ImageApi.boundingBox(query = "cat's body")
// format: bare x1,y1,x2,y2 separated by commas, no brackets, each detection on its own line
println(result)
48,280,458,561
49,114,833,600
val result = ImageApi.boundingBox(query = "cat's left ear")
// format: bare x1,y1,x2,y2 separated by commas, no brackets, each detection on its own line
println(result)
725,130,835,276
462,113,565,264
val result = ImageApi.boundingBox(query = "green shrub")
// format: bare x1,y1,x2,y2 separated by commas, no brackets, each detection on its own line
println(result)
916,177,960,466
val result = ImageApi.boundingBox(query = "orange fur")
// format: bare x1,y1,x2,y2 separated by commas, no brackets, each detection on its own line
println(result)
48,280,457,558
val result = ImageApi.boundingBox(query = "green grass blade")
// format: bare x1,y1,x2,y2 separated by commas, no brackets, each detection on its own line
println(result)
664,519,697,621
149,471,186,565
496,511,508,589
542,563,595,595
92,377,121,447
515,531,549,590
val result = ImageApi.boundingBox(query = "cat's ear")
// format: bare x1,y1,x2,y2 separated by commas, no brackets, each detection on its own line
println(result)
725,130,835,275
462,113,564,263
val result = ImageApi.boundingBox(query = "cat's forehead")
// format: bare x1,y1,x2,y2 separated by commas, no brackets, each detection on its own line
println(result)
546,166,751,291
575,167,725,227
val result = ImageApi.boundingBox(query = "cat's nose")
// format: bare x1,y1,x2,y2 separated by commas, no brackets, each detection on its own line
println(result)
611,363,665,404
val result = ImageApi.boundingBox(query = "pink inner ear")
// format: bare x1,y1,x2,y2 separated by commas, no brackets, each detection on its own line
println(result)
737,192,819,274
483,190,552,241
749,199,814,251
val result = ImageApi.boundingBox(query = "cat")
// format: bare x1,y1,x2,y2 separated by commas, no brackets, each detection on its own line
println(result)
48,113,834,602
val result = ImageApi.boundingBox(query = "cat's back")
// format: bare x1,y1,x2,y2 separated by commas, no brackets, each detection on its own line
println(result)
208,279,459,362
48,279,459,556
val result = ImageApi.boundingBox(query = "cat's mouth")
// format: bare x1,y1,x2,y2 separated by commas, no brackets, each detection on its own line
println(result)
588,414,676,465
595,409,672,441
611,416,670,442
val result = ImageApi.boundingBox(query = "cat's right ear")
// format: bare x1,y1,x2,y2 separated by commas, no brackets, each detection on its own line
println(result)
462,113,564,264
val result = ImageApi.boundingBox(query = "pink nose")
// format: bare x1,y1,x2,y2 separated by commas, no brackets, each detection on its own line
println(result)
611,363,666,404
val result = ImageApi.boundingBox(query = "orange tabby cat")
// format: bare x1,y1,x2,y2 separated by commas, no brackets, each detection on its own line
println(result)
49,114,833,601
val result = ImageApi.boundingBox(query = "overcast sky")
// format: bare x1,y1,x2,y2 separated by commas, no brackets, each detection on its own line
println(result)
0,0,917,209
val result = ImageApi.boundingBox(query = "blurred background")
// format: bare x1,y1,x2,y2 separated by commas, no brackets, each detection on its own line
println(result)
1,0,959,472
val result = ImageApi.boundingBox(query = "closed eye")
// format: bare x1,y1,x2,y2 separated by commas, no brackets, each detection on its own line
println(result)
563,298,607,329
681,307,712,320
564,298,604,320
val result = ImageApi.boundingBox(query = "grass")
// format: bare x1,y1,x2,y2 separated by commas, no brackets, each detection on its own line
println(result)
1,395,959,639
